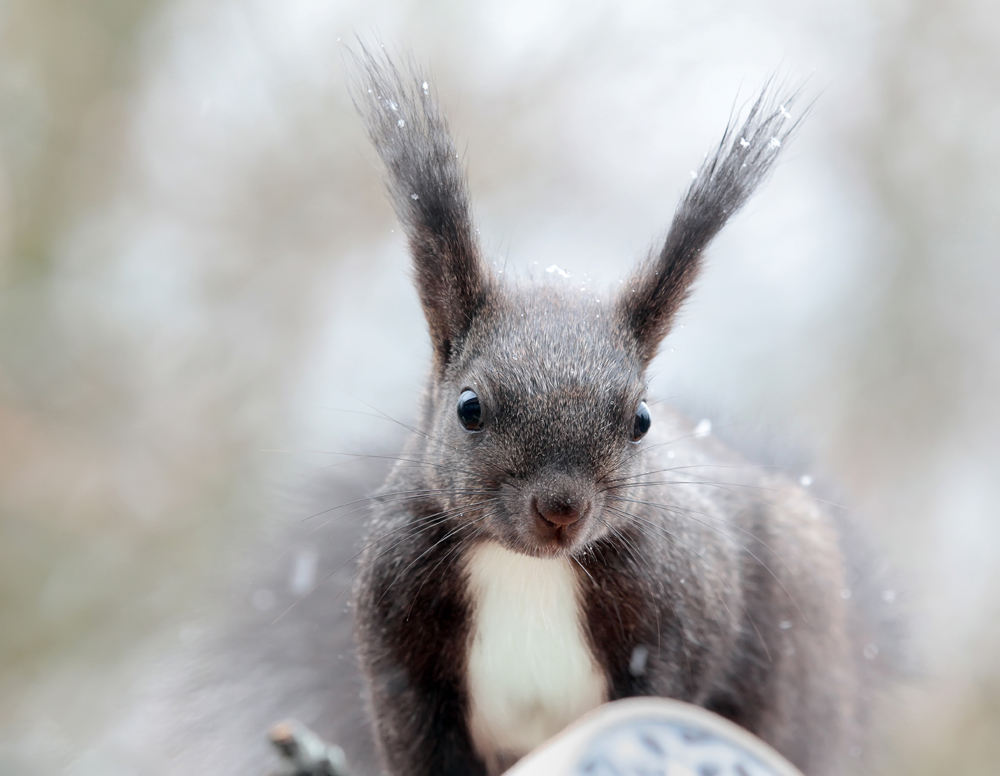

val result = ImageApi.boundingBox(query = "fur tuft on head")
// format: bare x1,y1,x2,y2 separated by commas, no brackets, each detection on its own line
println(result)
619,82,806,364
348,44,491,370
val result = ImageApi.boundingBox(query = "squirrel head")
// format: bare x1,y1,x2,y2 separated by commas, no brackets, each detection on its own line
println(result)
351,47,800,557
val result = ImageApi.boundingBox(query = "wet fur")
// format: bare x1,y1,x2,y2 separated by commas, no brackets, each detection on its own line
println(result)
349,49,899,776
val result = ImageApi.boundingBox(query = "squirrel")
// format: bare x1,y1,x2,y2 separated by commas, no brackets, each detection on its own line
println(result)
348,48,901,776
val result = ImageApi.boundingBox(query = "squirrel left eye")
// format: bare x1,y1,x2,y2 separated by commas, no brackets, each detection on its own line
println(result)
631,401,651,442
457,390,484,432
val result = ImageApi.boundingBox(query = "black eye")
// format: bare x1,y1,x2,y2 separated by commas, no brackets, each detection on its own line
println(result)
631,401,651,442
457,390,484,431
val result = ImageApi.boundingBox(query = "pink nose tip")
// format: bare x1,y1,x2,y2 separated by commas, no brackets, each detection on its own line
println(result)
533,494,587,527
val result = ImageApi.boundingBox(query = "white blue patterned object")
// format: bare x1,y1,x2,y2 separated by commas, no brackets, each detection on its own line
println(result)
576,718,782,776
510,698,803,776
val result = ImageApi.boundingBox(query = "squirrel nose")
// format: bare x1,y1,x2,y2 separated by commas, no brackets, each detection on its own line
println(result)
533,493,589,527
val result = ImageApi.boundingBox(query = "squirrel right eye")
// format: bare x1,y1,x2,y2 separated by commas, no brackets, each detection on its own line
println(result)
457,390,484,432
631,400,651,442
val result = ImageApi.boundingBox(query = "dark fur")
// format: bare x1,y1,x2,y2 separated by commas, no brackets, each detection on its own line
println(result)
621,82,803,364
350,49,898,776
349,47,492,371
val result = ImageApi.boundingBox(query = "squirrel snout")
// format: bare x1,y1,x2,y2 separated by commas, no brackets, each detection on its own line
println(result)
532,493,590,527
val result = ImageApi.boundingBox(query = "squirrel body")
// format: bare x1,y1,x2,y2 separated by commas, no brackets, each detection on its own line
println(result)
349,50,898,776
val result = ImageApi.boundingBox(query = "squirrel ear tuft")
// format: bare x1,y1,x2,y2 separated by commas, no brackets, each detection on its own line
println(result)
349,44,492,370
618,81,806,365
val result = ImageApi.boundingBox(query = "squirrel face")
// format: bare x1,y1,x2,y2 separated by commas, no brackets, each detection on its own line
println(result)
420,286,648,557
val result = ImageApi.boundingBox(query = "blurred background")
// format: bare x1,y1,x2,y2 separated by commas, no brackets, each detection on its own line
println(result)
0,0,998,773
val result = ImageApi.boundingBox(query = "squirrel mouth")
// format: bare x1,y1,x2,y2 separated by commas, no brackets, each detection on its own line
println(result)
492,488,601,557
527,516,587,556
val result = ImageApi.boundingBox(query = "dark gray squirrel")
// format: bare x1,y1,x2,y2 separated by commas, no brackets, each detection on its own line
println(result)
347,48,901,776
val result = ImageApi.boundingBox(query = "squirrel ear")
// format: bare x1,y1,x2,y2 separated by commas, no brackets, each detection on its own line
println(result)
618,82,805,365
351,46,491,371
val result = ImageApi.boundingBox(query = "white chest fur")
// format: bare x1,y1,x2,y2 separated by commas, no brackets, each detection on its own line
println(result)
464,542,606,766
